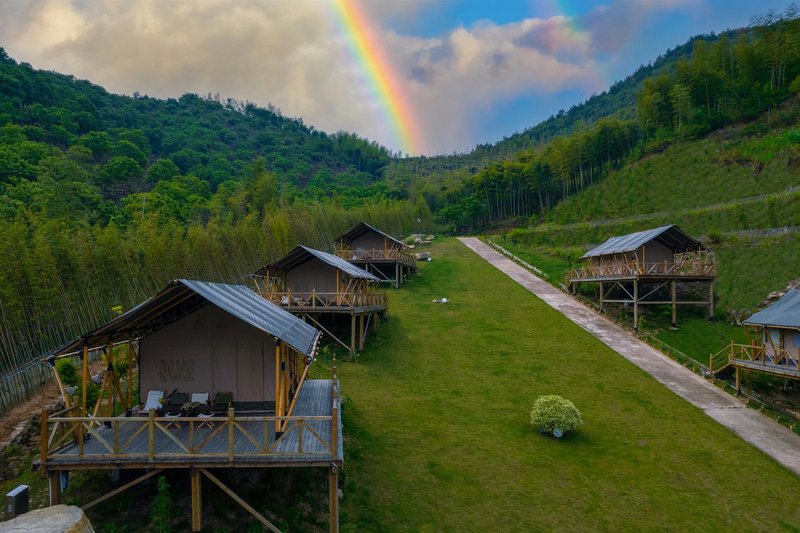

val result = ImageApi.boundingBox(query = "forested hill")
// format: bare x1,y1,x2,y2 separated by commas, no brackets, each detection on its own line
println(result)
426,12,800,230
382,32,716,187
0,46,392,200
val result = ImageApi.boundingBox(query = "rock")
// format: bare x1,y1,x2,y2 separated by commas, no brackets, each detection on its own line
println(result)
0,504,94,532
415,252,431,260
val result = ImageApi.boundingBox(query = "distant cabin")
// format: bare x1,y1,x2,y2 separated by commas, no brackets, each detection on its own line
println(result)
41,280,343,530
568,225,716,328
333,222,416,287
254,245,386,351
712,289,800,383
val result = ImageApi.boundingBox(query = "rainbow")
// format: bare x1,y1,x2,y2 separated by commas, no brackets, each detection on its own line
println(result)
331,0,423,156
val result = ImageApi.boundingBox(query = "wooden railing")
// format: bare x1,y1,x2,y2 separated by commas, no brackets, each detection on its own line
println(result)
335,248,416,267
709,342,799,373
40,409,337,463
264,290,387,310
570,256,716,280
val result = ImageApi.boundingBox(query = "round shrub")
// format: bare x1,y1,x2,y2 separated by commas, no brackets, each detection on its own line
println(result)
530,395,582,436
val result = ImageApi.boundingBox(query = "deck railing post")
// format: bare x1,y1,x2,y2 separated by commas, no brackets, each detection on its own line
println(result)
148,409,155,460
228,407,235,463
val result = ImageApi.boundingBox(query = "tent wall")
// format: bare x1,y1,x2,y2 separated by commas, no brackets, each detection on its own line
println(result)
641,241,674,264
139,305,276,404
351,232,396,251
285,260,337,293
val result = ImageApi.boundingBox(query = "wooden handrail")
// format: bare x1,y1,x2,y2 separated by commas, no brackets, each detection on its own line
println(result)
570,259,717,280
43,411,337,462
334,248,416,266
263,291,387,309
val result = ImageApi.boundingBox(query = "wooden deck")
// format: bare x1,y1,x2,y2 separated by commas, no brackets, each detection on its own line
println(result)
39,380,343,470
569,261,716,283
264,291,387,314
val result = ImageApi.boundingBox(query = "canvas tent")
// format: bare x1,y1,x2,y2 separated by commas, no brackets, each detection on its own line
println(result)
51,279,321,408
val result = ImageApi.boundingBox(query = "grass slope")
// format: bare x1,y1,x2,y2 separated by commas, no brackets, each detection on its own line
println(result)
339,239,800,531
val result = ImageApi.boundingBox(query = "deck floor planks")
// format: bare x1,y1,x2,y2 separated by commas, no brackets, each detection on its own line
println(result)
44,379,343,467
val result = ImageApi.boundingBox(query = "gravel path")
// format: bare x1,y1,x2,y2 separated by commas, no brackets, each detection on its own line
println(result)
459,237,800,477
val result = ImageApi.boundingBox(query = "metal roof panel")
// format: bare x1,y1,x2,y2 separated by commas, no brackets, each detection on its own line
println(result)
744,289,800,329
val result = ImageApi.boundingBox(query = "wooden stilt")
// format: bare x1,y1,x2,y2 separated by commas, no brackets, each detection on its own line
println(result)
329,465,339,533
191,468,202,531
81,343,89,417
49,470,61,506
395,262,399,288
599,282,605,313
735,366,741,394
708,281,714,318
671,280,677,327
275,343,281,433
633,280,639,331
359,313,365,351
350,313,356,352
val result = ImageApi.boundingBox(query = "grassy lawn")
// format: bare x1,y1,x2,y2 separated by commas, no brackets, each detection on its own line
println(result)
339,238,800,531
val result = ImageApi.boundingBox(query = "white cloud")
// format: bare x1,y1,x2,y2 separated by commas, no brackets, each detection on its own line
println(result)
0,0,684,155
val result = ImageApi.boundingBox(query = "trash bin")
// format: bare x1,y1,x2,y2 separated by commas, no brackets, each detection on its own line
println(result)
5,484,29,518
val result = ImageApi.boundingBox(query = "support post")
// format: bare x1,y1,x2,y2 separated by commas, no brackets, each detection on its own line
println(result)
191,468,202,532
359,313,365,351
275,342,281,434
599,282,605,313
671,280,677,328
81,343,89,417
329,465,339,533
633,280,639,331
735,366,741,394
350,313,356,352
708,281,714,318
48,470,61,506
395,262,399,289
39,410,48,476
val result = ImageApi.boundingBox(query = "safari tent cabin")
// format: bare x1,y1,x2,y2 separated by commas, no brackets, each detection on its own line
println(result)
568,225,716,329
714,289,800,383
254,245,386,351
39,279,343,532
333,222,416,287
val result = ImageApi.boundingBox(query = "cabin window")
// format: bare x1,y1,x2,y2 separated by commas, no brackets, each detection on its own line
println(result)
793,331,800,348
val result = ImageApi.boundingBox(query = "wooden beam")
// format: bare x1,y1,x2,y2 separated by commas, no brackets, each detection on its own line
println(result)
275,342,281,434
49,470,62,506
633,280,639,331
671,280,677,327
81,344,89,417
201,469,281,533
191,468,202,532
329,466,339,533
350,313,356,353
83,468,165,510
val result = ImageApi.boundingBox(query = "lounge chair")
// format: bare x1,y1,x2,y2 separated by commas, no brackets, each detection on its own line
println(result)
142,390,164,414
164,391,189,415
211,391,233,415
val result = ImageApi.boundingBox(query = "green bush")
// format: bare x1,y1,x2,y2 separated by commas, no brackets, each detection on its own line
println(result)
148,475,175,533
530,395,583,435
55,358,79,387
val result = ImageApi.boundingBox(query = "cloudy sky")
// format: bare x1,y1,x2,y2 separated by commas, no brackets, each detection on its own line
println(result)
0,0,793,155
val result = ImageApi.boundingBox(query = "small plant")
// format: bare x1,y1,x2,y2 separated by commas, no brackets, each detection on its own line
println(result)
55,358,80,387
148,475,175,533
530,395,582,437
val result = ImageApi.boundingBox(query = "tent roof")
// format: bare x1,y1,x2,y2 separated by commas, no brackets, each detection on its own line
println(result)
744,289,800,329
334,222,406,248
581,225,705,259
255,245,380,281
51,280,321,357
